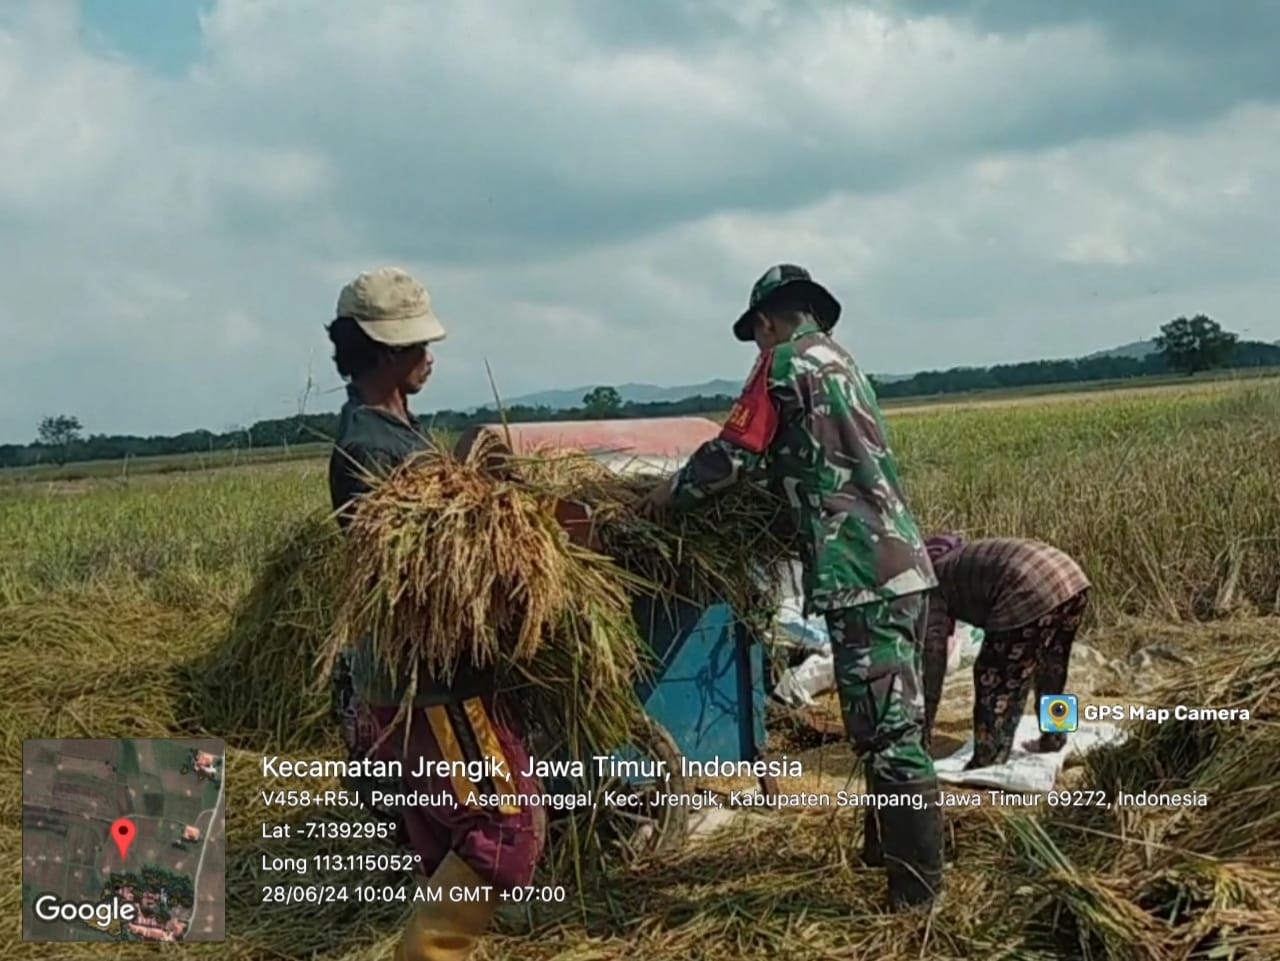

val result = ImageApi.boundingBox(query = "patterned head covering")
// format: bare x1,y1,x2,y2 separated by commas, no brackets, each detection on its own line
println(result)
733,264,841,341
925,533,965,562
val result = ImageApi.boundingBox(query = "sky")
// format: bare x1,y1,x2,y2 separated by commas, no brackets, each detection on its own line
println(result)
3,0,1279,442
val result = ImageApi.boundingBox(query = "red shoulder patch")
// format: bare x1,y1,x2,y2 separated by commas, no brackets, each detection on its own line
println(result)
719,351,779,454
724,399,753,432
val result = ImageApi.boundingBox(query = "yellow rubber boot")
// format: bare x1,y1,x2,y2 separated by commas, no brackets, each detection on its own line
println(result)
394,852,497,961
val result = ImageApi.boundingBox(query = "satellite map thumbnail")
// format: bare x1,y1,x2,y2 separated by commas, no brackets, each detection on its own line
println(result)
22,738,226,943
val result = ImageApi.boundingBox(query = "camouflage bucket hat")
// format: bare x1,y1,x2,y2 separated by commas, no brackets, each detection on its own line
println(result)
733,264,842,342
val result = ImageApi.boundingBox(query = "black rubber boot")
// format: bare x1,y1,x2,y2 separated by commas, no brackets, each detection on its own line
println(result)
862,806,884,867
875,778,944,911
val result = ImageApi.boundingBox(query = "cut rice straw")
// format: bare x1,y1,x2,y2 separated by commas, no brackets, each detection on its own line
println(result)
324,431,795,763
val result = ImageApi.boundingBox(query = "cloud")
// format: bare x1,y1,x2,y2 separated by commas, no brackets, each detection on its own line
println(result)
1,0,1278,441
885,0,1280,61
429,100,1279,388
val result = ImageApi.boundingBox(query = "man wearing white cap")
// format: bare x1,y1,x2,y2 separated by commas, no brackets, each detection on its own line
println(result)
324,268,546,961
326,266,447,517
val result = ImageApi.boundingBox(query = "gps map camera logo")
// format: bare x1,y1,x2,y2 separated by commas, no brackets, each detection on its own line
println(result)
1039,695,1078,734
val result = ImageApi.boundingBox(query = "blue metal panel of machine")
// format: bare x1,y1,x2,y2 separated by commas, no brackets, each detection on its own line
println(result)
633,600,765,765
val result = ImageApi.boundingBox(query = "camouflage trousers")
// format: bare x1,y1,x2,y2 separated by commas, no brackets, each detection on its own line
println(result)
824,593,935,785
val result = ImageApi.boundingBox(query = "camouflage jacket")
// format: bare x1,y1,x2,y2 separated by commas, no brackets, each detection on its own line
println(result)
667,320,936,614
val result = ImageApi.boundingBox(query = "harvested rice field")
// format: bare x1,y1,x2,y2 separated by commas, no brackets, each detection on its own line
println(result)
3,379,1279,960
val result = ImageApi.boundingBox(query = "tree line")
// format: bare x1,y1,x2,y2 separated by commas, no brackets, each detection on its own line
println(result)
6,315,1274,470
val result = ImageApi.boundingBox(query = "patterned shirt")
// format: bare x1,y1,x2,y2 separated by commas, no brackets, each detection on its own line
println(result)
667,320,936,614
927,538,1090,636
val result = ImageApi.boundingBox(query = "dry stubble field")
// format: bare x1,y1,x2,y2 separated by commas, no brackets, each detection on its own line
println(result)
2,379,1279,960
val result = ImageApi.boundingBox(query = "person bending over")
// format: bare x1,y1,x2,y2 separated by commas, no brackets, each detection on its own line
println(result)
921,534,1090,769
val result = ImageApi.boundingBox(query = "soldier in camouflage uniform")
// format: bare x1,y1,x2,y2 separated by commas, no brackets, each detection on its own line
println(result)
642,264,944,909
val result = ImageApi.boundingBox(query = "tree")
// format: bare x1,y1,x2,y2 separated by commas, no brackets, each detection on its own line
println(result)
582,385,622,417
1154,315,1238,375
36,414,83,463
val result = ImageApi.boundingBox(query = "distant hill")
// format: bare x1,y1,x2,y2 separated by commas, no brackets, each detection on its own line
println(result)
1083,337,1280,360
1083,339,1157,361
494,370,914,411
498,336,1280,411
497,380,744,411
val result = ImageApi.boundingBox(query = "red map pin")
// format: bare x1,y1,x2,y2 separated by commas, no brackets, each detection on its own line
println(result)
110,818,136,860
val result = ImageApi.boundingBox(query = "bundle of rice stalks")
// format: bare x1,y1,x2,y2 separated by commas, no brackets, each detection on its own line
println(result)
326,433,794,757
1005,815,1175,961
175,513,344,752
327,440,641,755
513,444,793,630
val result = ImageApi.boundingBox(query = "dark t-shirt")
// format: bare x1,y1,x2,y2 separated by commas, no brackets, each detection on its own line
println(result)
329,386,432,523
328,385,493,706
